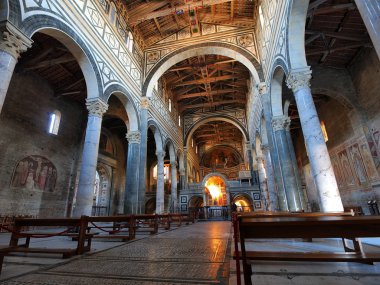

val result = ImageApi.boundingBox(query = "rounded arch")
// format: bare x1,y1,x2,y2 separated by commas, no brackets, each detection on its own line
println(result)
185,115,249,147
201,172,229,188
270,66,286,117
103,84,140,132
188,195,204,208
288,0,309,69
311,87,356,111
143,42,264,97
148,120,164,152
164,138,176,162
20,15,102,99
200,144,243,167
232,193,253,212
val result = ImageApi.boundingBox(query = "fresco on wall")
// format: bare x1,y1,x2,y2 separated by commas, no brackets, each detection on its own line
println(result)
338,150,356,186
202,147,241,169
11,156,57,192
359,142,378,180
370,128,380,175
348,144,367,184
331,156,344,188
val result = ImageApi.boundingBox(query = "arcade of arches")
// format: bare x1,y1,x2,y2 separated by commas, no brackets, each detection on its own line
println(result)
1,0,380,220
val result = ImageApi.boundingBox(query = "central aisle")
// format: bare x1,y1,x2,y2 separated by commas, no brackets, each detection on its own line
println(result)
3,221,232,285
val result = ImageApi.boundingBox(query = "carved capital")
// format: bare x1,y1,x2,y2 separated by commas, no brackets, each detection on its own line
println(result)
156,151,166,161
86,98,108,117
140,98,150,109
286,68,312,93
179,168,185,175
272,116,291,132
126,131,141,144
257,82,268,95
170,161,177,168
0,22,32,59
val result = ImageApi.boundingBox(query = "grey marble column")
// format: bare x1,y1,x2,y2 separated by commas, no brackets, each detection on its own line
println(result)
156,151,165,214
183,147,188,189
74,98,108,217
170,161,178,212
246,141,256,185
179,168,185,190
261,144,279,211
257,155,270,210
138,98,149,214
287,68,343,212
272,116,302,212
124,131,141,214
260,85,288,211
285,128,308,210
354,0,380,59
0,23,32,114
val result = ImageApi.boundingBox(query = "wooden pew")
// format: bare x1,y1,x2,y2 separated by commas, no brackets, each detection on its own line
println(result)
169,213,182,227
85,215,136,241
236,215,380,285
133,214,158,234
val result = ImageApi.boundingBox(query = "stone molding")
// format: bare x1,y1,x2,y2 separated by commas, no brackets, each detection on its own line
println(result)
86,98,108,117
141,98,150,109
257,82,268,95
126,131,141,144
272,116,291,132
0,22,32,59
156,151,166,161
286,68,312,93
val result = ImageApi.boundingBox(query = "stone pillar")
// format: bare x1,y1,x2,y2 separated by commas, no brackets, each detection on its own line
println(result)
246,141,256,185
179,168,185,190
74,98,108,217
170,161,178,212
354,0,380,59
287,68,344,212
257,155,270,210
156,151,165,214
183,147,188,188
0,23,32,114
260,84,288,210
125,131,141,214
261,144,279,211
138,98,149,214
285,127,308,210
272,115,302,212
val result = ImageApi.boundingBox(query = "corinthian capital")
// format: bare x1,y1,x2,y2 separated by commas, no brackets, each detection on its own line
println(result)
257,82,268,95
0,22,32,59
126,131,141,144
86,98,108,117
272,115,291,132
156,151,166,161
286,68,312,93
140,98,150,110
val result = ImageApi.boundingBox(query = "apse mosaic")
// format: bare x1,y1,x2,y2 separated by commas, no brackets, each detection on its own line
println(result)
11,156,57,192
201,146,241,169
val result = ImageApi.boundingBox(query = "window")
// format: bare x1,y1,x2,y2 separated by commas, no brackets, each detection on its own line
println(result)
178,115,181,126
109,2,117,25
192,139,194,148
126,31,133,52
259,5,265,30
48,110,61,135
168,99,172,112
321,121,328,142
196,145,198,154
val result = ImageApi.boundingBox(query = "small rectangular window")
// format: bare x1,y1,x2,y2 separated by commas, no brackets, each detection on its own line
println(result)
48,110,61,135
169,99,172,112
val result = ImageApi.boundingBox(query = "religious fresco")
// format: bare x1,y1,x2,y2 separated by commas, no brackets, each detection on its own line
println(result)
348,144,367,184
11,156,57,192
201,147,241,169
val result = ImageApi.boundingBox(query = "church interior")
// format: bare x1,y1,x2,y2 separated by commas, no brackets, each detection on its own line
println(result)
1,0,380,284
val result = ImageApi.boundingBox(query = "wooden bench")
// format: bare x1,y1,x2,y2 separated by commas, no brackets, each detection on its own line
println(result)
235,215,380,285
180,213,195,225
134,214,158,234
86,215,136,241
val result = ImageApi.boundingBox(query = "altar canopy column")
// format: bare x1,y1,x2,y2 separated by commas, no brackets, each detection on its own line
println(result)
156,151,165,214
170,161,178,212
354,0,380,59
0,23,32,114
272,115,302,212
287,68,343,212
74,98,108,216
125,131,141,214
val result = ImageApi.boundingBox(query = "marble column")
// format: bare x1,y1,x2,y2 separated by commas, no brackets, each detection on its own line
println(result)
0,23,32,114
246,141,256,185
354,0,380,59
170,161,178,212
287,68,344,212
285,127,308,210
156,151,165,214
74,98,108,217
257,155,270,211
183,147,188,189
124,131,141,214
138,98,149,214
179,168,185,190
261,144,279,211
260,84,288,210
272,116,302,212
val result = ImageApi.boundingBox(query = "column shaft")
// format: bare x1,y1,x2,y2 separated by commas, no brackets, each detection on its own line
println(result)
261,146,279,211
156,151,165,214
170,162,178,212
257,156,270,210
138,99,149,214
287,70,343,212
125,132,141,214
0,51,16,113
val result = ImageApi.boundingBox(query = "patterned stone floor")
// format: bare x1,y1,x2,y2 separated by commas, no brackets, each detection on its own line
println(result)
1,222,231,285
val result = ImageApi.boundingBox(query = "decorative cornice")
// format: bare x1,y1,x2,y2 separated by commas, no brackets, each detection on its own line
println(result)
126,131,141,144
140,98,150,110
272,116,291,132
0,22,32,59
86,98,108,117
286,68,312,93
257,82,268,95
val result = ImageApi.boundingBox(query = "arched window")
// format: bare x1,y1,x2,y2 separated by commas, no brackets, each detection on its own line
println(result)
126,31,134,52
109,2,117,25
48,110,61,135
178,115,181,126
168,99,172,112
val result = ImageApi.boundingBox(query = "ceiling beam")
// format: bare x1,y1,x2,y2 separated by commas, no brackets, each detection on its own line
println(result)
306,43,372,56
305,30,369,42
308,3,355,17
176,88,243,101
24,54,76,70
173,74,239,87
180,99,245,111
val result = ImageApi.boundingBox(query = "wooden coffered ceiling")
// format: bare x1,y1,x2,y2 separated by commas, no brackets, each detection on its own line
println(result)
119,0,258,47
